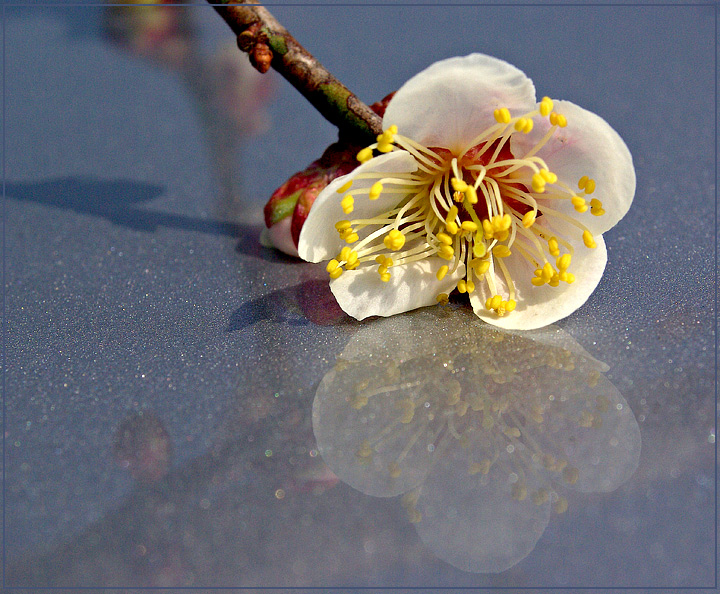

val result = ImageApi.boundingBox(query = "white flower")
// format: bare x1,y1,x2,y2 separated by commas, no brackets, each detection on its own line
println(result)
298,54,635,329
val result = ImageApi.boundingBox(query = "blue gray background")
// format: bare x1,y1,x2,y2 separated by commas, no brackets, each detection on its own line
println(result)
3,2,716,590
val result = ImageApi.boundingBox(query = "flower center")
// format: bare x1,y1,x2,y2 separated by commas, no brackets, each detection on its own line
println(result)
326,97,605,317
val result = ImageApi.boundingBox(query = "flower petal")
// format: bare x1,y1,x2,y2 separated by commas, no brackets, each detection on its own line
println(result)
383,53,536,154
297,151,418,262
260,216,299,257
512,100,635,235
331,258,465,321
470,234,607,330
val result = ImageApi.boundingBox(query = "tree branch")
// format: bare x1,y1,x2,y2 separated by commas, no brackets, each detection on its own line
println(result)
209,0,383,144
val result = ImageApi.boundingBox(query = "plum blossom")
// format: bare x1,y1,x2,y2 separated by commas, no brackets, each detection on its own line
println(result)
298,54,635,329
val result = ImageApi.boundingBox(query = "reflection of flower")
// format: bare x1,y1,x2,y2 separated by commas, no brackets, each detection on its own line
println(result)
299,54,635,329
313,308,641,573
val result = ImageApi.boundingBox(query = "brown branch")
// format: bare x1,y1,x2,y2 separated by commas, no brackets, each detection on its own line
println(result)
209,1,383,144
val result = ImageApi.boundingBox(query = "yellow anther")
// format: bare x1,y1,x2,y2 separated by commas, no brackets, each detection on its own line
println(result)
578,175,589,190
383,229,406,251
436,265,449,280
437,232,453,245
465,280,475,293
542,262,554,282
461,221,478,233
548,237,560,256
540,96,554,117
341,194,354,214
539,169,557,184
487,294,502,310
465,185,478,204
346,250,359,268
474,260,490,275
337,180,353,194
493,107,511,124
357,147,373,163
446,221,459,235
556,113,567,127
531,276,545,286
482,219,494,238
451,177,468,192
329,268,343,280
492,245,512,258
438,244,455,260
380,272,391,282
436,293,449,305
584,178,596,194
557,253,572,271
376,142,394,153
506,299,517,312
344,232,359,244
326,259,340,273
339,247,352,261
369,181,383,200
565,272,576,284
571,195,587,213
522,211,537,228
335,220,352,231
549,274,560,287
590,198,605,216
582,230,597,249
387,124,398,134
377,130,394,144
457,280,467,293
472,240,486,258
532,173,546,193
514,117,528,132
496,214,512,231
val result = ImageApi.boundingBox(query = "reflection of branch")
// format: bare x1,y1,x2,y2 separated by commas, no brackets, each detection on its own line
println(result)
209,0,383,143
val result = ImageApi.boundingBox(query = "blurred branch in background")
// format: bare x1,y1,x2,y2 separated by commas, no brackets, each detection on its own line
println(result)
103,0,274,215
208,0,383,143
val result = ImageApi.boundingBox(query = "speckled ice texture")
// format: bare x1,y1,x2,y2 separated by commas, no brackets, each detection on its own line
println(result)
4,3,715,590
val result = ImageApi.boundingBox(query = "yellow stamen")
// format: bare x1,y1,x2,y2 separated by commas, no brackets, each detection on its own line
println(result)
540,96,553,117
436,265,449,280
357,147,373,163
341,194,354,214
582,230,597,249
369,181,383,200
493,107,511,124
384,229,406,251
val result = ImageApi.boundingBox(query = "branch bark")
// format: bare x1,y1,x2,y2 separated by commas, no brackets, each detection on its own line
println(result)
209,0,383,144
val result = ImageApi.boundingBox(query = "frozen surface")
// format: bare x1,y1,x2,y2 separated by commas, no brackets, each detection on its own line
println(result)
3,4,715,590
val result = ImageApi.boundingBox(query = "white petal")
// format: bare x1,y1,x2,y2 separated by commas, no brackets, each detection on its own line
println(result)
470,235,607,330
331,258,465,321
261,217,299,257
297,151,418,263
512,100,635,235
383,54,536,154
